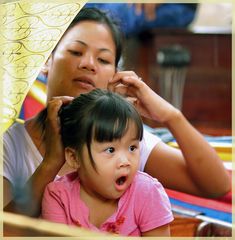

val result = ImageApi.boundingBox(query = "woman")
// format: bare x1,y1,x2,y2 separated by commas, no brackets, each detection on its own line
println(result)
3,7,230,217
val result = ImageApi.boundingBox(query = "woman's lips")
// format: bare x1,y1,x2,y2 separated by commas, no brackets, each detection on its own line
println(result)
73,77,95,89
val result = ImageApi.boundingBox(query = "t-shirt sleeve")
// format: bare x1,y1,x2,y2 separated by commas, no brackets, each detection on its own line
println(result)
3,124,42,188
41,182,68,224
135,173,174,233
139,129,162,172
3,130,18,185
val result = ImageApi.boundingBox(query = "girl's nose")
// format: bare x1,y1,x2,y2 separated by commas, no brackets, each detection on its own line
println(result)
78,54,97,73
118,155,130,168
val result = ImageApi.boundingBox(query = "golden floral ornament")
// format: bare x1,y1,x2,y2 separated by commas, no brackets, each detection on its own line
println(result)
0,0,88,134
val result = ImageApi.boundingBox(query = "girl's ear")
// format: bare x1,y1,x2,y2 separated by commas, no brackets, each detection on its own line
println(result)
65,147,80,170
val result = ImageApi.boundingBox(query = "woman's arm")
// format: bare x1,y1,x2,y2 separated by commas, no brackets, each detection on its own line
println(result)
4,158,64,217
3,178,13,207
109,71,231,197
4,96,73,217
144,114,231,197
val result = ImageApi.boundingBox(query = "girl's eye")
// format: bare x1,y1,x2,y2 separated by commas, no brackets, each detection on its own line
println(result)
105,147,115,154
129,145,137,152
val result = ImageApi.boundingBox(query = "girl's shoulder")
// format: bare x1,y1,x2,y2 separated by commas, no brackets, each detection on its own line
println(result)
134,171,160,186
132,171,167,198
47,171,79,192
56,171,79,182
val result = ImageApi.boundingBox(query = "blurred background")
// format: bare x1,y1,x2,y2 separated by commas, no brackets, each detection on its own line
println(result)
22,2,232,136
121,2,232,136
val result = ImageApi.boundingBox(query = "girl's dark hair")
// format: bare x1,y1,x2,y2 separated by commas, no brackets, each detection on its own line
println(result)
56,7,123,67
59,89,143,170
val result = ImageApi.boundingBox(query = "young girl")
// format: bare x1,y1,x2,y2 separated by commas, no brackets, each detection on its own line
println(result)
41,89,173,236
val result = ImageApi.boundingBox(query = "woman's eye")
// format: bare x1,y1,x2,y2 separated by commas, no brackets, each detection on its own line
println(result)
98,58,110,64
105,147,115,154
68,50,82,56
129,145,137,152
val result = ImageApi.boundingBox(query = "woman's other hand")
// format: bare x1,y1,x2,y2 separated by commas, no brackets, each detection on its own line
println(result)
108,71,179,124
44,96,74,171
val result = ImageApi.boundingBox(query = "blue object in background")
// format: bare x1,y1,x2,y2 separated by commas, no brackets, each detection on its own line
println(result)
85,3,197,36
170,198,232,223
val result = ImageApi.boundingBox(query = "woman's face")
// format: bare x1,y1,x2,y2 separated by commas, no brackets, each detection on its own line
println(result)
46,21,116,100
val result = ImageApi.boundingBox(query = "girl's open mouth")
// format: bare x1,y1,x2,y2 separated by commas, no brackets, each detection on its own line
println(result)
116,176,127,186
115,175,128,192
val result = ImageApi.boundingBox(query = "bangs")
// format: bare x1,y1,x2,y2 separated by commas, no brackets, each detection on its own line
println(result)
89,95,143,142
59,88,143,172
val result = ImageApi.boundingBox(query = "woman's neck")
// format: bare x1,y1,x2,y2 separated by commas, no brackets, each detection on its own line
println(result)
25,116,45,156
24,115,75,177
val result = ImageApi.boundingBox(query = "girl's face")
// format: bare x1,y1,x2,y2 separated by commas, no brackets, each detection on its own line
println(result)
46,21,116,101
78,121,140,202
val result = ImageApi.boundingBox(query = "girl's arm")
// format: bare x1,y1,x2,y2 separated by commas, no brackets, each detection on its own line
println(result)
41,183,68,224
109,71,231,197
141,224,170,237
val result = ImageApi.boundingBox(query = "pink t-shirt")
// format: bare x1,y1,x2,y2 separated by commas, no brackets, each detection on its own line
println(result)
42,171,173,236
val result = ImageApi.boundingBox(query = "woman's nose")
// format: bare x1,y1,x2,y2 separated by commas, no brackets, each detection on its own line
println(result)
78,54,96,72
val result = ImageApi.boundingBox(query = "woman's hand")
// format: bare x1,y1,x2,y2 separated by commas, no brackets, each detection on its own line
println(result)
44,96,74,171
108,71,179,124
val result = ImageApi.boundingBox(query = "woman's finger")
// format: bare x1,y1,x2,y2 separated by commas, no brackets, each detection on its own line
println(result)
51,96,74,104
109,72,142,90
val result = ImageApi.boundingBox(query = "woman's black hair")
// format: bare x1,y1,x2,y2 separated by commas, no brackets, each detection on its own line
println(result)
54,7,123,67
36,7,124,130
59,89,143,171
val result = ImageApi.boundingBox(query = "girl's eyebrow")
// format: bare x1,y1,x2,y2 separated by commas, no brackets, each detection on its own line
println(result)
75,40,113,54
131,137,140,141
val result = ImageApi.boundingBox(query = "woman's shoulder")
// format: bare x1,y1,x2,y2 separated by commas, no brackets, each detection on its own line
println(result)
142,128,162,144
3,121,43,187
4,121,41,157
4,122,26,138
4,121,35,148
3,122,30,155
139,128,162,171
